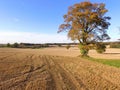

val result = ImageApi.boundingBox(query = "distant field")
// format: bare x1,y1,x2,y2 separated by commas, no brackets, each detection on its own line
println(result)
0,47,119,59
0,48,120,89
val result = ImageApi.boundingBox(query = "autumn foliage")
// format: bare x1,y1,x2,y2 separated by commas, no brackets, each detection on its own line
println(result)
58,1,111,56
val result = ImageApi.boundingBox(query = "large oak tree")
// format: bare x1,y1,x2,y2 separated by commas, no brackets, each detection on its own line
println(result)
58,1,111,57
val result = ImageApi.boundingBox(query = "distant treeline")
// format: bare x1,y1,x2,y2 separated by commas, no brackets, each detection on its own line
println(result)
103,42,120,45
109,43,120,48
0,42,120,48
0,42,78,48
104,42,120,48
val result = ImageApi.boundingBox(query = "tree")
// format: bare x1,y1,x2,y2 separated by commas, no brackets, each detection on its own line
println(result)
7,43,11,47
58,1,110,57
12,42,19,48
66,45,71,49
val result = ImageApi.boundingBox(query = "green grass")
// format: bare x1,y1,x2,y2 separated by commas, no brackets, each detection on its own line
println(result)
85,57,120,68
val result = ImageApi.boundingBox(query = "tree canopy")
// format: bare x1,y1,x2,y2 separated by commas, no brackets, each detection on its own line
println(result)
58,1,111,56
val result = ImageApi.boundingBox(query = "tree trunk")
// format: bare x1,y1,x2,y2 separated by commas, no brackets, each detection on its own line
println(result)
78,44,89,57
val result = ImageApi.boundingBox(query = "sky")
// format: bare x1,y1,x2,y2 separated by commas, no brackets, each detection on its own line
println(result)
0,0,120,44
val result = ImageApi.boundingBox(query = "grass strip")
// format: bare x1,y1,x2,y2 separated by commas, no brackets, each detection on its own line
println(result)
84,57,120,68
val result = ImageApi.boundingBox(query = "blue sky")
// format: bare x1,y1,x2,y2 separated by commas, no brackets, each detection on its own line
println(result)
0,0,119,43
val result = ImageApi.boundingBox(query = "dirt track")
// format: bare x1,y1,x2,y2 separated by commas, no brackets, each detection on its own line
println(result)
0,49,120,90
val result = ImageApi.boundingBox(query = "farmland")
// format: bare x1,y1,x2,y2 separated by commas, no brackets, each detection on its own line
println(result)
0,47,120,90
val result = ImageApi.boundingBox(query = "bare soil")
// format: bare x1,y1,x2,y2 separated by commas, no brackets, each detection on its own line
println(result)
0,48,120,90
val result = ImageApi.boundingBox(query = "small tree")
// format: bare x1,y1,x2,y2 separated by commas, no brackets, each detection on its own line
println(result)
66,45,71,49
95,43,106,53
58,1,110,57
7,43,11,47
12,42,19,48
58,44,62,47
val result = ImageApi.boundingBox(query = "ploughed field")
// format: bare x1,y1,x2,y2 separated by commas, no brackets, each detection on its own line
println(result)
0,48,120,90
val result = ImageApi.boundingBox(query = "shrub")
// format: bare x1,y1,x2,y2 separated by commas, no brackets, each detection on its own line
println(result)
58,44,62,47
7,43,11,47
12,43,19,48
95,43,106,53
66,45,71,49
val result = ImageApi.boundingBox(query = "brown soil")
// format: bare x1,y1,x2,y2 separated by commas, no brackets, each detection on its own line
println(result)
0,48,120,90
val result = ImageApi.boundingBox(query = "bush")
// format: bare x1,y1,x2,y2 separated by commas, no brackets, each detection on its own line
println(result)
7,43,11,47
95,43,106,53
12,43,19,48
66,45,71,49
96,48,105,53
58,44,62,47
